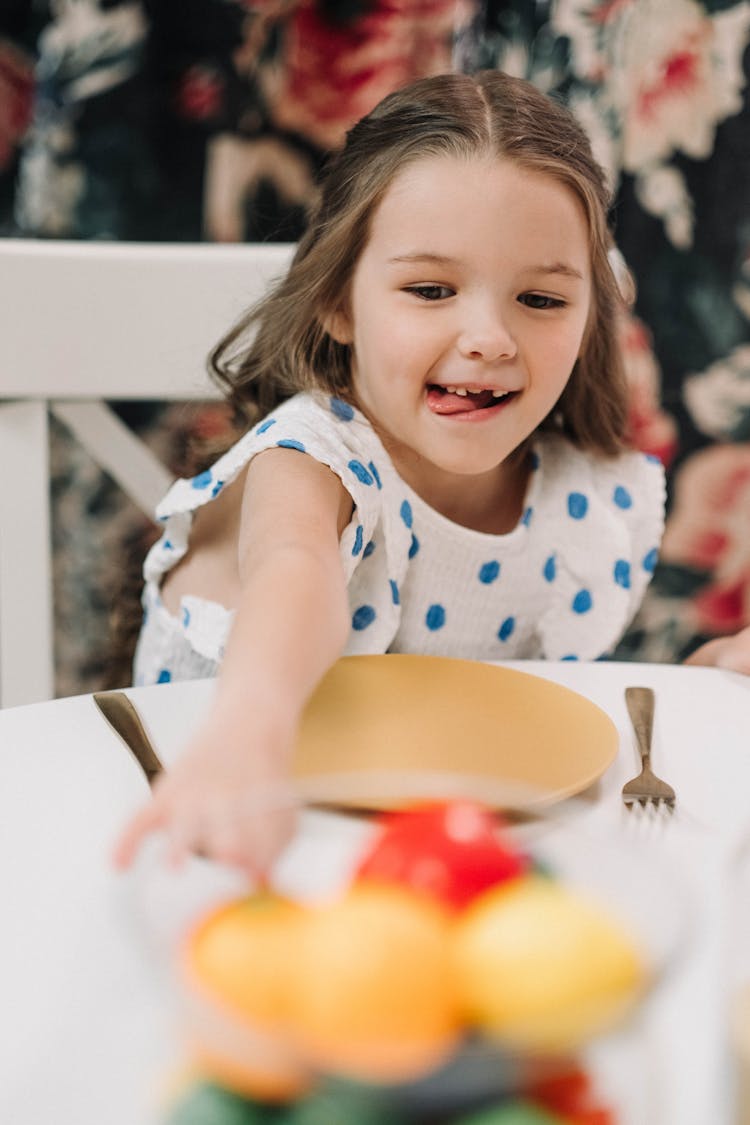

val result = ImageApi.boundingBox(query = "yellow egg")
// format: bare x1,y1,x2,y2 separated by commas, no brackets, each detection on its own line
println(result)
452,875,646,1052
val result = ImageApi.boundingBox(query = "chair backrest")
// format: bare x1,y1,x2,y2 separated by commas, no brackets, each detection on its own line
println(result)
0,238,295,706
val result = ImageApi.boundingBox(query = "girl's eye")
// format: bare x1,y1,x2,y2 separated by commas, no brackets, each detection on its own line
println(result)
518,293,566,310
405,284,454,301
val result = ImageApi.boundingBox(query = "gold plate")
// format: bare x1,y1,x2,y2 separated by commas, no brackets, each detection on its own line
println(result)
292,654,618,811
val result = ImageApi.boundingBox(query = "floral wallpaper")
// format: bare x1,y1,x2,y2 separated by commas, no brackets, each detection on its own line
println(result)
2,0,750,692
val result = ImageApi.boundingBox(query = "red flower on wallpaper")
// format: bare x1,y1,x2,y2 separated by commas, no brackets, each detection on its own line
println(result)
660,444,750,633
618,309,678,466
189,403,238,444
0,39,33,170
264,0,469,150
176,65,226,123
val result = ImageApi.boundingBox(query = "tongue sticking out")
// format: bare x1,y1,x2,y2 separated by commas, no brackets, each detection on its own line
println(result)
427,386,498,415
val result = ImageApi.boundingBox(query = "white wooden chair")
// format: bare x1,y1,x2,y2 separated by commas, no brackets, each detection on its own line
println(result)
0,238,295,707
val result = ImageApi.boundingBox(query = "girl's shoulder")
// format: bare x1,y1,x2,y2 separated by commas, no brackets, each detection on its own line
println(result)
534,433,666,523
154,392,388,522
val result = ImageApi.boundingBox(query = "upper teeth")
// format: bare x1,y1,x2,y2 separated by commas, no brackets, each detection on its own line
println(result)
444,386,508,398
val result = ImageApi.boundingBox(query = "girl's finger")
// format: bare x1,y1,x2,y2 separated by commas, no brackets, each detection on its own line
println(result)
111,799,167,870
164,809,210,870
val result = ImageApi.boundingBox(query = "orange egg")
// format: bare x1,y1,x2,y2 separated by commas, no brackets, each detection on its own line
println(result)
181,892,312,1101
288,882,461,1083
186,892,303,1026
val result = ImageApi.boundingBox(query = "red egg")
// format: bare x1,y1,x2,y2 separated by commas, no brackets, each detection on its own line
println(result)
354,801,528,910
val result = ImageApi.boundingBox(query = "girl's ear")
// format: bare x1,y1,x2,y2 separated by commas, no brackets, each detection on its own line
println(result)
324,307,353,345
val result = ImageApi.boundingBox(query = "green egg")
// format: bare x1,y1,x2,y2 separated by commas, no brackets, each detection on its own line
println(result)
164,1080,278,1124
280,1080,407,1125
451,1100,564,1125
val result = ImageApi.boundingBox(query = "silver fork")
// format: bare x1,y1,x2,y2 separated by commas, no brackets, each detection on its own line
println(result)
621,686,676,814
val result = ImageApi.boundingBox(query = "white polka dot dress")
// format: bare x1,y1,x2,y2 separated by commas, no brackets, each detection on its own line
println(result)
133,393,665,685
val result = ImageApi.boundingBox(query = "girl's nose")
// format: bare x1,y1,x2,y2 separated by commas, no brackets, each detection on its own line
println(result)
457,306,517,363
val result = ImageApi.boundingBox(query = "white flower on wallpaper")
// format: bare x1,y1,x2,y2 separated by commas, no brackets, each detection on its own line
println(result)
15,124,85,235
550,0,750,246
616,0,750,171
552,0,615,81
553,0,750,172
635,163,694,248
683,344,750,439
567,89,618,189
38,0,148,102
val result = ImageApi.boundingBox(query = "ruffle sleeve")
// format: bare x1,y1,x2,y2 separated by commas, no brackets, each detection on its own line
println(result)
143,393,410,661
535,442,666,661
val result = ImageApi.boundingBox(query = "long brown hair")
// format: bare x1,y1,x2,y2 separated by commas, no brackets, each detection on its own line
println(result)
210,71,629,455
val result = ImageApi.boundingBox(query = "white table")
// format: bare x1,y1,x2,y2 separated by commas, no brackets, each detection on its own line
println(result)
2,661,748,1125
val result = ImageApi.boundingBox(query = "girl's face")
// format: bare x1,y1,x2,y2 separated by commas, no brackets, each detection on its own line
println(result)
331,153,593,522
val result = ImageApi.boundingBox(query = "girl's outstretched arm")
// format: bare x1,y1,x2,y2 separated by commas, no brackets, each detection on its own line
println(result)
113,447,353,878
684,626,750,676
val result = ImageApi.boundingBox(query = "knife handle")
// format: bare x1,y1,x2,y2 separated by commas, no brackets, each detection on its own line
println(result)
93,691,164,786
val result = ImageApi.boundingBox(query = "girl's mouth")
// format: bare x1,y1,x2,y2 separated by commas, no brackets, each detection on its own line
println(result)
426,385,517,416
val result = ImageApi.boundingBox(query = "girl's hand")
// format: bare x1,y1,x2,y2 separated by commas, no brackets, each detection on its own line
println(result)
112,711,298,881
685,626,750,676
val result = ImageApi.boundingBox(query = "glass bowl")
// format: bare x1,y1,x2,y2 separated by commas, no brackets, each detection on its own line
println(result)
119,773,692,1123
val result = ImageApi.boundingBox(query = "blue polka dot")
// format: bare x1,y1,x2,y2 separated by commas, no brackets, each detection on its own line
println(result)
363,539,376,558
369,462,382,489
277,439,306,452
613,485,632,509
157,668,172,683
389,579,400,606
352,605,376,630
479,560,500,584
425,604,446,631
529,451,540,471
163,539,173,551
400,499,413,528
567,492,588,519
256,418,276,434
408,534,420,559
572,589,593,614
497,616,515,642
643,547,658,573
182,606,191,628
348,460,375,485
330,397,354,421
352,525,363,556
211,480,224,498
543,554,556,583
561,654,579,662
190,470,213,490
614,559,631,589
645,453,661,464
521,506,533,527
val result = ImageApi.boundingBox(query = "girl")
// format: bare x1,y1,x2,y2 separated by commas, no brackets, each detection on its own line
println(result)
114,71,750,876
